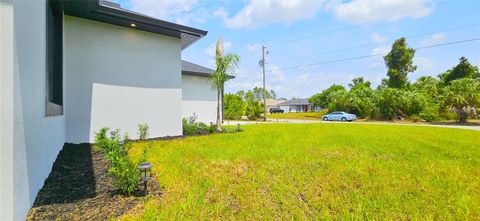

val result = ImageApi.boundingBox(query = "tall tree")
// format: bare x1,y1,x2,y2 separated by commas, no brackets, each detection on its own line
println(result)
251,87,273,100
308,85,346,109
269,90,277,99
210,38,240,131
349,77,371,88
439,57,480,84
236,90,245,99
384,37,416,88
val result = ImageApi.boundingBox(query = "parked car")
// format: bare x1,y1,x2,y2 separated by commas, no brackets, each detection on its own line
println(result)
269,107,284,114
322,111,357,122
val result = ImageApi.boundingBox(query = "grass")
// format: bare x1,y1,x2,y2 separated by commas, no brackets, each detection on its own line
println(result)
123,123,480,220
267,110,328,120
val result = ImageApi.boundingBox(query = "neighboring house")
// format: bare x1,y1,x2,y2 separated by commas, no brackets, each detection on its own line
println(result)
278,98,321,113
181,60,217,124
1,0,217,220
265,98,283,111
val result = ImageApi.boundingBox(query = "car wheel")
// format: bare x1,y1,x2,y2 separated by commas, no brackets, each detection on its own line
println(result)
323,117,328,121
341,117,347,122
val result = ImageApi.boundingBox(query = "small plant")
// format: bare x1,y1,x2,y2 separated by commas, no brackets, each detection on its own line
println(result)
208,123,216,134
182,114,213,136
138,123,149,140
182,114,241,136
105,146,141,194
182,118,198,135
94,128,141,195
94,127,110,152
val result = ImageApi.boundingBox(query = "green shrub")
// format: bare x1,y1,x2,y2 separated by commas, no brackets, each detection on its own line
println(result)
94,128,141,194
182,115,217,136
224,93,245,120
105,146,140,194
207,123,216,134
138,123,149,140
182,118,198,135
93,127,109,152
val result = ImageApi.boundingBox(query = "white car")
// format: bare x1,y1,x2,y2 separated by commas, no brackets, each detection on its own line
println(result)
322,112,357,122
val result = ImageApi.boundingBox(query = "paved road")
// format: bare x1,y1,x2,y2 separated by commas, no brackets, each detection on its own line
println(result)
223,119,480,131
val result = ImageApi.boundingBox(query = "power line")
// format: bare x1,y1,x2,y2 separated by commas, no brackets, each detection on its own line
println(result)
268,23,479,63
266,0,450,48
233,73,262,82
266,37,480,72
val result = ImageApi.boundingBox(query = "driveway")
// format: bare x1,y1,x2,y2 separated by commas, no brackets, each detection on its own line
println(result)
223,119,480,131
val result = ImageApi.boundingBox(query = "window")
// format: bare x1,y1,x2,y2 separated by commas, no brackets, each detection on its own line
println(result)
45,0,63,116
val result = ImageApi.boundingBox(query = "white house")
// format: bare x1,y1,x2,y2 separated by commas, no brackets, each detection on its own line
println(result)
0,0,217,220
181,60,217,124
278,98,321,113
265,98,283,111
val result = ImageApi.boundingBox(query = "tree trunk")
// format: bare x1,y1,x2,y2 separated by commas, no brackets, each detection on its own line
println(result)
221,86,224,123
456,107,469,123
216,88,223,132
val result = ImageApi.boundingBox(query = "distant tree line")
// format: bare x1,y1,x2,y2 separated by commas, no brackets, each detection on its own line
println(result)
224,87,278,120
309,37,480,123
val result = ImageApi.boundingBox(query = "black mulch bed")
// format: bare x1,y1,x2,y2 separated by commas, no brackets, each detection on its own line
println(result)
27,143,161,221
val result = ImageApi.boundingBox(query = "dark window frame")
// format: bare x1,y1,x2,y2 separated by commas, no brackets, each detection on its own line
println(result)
45,0,63,116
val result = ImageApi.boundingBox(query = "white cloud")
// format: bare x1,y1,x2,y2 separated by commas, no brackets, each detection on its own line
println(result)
120,0,226,25
368,45,390,69
415,56,434,72
127,0,199,23
368,62,384,68
213,8,229,20
246,43,262,54
224,0,325,28
269,65,287,83
419,33,446,47
371,33,388,43
332,0,434,23
371,45,390,55
205,41,233,57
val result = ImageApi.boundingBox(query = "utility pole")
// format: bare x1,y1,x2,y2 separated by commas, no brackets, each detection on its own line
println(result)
262,45,267,121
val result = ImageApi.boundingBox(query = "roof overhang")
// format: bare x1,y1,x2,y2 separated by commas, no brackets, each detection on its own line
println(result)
182,72,210,77
61,0,208,49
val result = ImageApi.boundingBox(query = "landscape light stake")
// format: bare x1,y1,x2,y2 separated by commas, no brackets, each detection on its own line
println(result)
237,123,241,132
138,162,153,195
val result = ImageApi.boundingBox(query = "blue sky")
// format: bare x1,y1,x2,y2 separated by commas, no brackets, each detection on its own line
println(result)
112,0,480,99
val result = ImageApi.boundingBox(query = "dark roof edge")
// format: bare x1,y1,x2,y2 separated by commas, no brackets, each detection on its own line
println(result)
62,0,208,49
182,71,211,77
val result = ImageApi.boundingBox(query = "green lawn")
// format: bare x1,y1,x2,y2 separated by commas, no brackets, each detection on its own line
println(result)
267,110,328,120
124,124,480,220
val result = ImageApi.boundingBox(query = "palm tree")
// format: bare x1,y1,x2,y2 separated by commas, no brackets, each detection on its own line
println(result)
210,38,240,132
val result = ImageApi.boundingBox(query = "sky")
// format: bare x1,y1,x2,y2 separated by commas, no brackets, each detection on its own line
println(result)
111,0,480,99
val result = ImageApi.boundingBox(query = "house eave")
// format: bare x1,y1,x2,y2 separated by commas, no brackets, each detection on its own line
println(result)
181,71,211,77
61,0,208,49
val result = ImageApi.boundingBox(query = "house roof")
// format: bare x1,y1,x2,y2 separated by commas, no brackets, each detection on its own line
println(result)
266,99,282,107
62,0,208,49
181,60,213,77
278,98,310,106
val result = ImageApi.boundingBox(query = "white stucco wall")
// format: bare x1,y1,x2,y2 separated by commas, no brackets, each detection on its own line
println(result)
1,1,66,220
64,16,182,143
1,1,15,220
279,105,291,113
181,75,217,124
